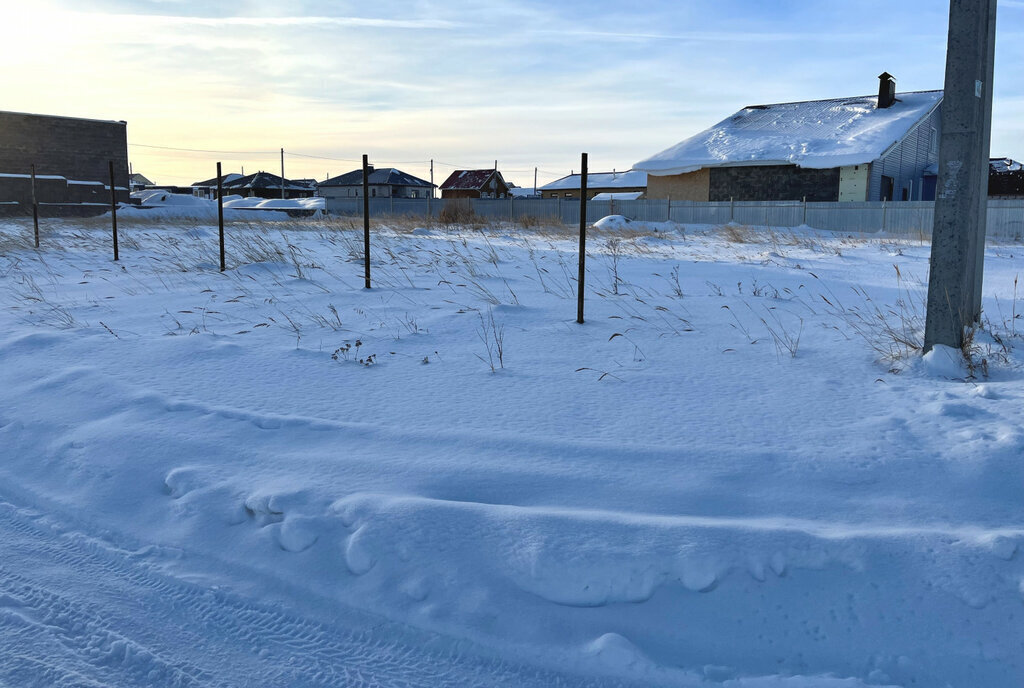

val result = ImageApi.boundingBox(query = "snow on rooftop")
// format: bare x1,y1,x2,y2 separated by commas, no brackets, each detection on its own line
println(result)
635,90,943,175
591,191,645,201
991,158,1023,174
541,170,647,191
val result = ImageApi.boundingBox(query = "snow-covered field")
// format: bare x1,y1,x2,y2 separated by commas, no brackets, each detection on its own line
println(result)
1,214,1022,687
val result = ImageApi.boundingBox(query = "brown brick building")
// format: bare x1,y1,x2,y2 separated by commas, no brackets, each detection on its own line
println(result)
0,110,130,214
439,169,510,199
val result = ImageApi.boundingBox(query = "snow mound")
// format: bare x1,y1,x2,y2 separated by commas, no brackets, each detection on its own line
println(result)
921,344,966,378
593,215,633,230
223,197,324,210
125,191,318,219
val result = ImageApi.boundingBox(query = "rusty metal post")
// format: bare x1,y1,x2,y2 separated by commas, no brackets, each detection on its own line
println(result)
362,154,371,289
109,161,119,261
30,164,39,248
577,153,588,324
217,162,225,272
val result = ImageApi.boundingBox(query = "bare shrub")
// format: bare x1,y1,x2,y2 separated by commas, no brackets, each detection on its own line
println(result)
720,224,757,243
820,265,924,363
517,214,542,229
439,201,482,226
476,308,505,372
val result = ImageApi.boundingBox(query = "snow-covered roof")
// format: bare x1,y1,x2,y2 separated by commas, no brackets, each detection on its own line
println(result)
439,169,506,191
508,186,540,198
192,173,243,188
0,172,66,180
635,90,943,175
541,170,647,191
591,192,644,201
222,171,310,192
318,167,433,188
991,158,1023,174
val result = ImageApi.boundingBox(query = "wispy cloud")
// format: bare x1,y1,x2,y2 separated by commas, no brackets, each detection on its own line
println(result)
537,29,878,43
117,13,460,30
5,0,1020,188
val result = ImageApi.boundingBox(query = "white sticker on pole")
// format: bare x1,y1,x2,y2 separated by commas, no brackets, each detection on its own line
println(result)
975,80,983,98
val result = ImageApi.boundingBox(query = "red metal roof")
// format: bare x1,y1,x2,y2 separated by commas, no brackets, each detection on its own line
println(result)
439,169,503,190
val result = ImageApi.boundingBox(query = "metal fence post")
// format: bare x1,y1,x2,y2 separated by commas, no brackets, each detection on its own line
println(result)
362,154,371,289
577,153,588,324
108,161,119,261
30,164,39,248
217,162,225,272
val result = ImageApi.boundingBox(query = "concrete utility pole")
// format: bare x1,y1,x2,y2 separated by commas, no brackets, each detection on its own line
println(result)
924,0,998,352
280,148,285,199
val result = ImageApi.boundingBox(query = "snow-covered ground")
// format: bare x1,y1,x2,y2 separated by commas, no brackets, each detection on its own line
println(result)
1,215,1022,687
129,190,323,220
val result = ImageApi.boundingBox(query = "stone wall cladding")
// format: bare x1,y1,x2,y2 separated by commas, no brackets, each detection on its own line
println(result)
646,169,710,201
709,165,840,202
0,111,129,206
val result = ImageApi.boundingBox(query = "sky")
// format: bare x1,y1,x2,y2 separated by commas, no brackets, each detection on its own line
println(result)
1,0,1022,189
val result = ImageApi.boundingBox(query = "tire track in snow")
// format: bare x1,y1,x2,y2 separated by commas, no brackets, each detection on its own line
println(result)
0,500,637,688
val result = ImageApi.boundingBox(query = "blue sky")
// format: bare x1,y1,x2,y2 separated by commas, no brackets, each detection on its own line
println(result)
2,0,1021,187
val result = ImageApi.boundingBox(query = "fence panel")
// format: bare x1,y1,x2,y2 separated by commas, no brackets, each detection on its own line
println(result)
988,200,1024,240
321,196,1024,239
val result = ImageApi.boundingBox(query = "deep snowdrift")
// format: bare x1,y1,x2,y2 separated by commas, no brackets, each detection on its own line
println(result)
0,217,1022,687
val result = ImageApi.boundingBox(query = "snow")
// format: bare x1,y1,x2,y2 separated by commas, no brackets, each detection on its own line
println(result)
991,158,1023,174
542,170,648,191
0,214,1023,687
127,190,322,219
592,192,645,201
223,196,324,210
634,91,942,175
0,172,67,180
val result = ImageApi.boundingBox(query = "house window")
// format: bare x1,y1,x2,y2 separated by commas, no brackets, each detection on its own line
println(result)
881,175,895,202
372,188,376,197
564,193,573,199
929,128,938,154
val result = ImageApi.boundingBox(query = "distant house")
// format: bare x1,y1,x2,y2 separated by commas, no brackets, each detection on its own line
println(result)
635,74,943,203
539,170,646,200
221,171,315,199
439,169,510,199
191,173,243,200
508,185,541,199
129,173,153,191
988,158,1024,197
317,167,433,200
